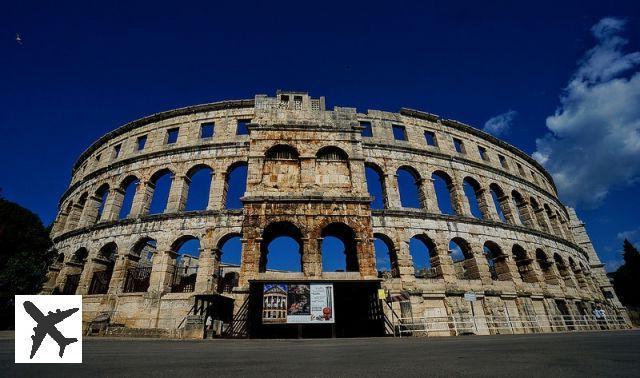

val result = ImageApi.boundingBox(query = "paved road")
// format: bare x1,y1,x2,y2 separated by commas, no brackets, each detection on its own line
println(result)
2,330,639,377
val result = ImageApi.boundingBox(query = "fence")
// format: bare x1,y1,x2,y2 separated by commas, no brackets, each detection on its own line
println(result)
395,314,630,337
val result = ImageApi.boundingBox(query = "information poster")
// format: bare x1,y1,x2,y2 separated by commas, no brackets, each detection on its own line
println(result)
262,283,334,324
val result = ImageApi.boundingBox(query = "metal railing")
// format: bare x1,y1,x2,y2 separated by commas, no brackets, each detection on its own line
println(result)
395,314,630,337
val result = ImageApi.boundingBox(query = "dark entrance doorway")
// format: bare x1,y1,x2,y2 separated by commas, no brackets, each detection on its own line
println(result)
248,280,384,338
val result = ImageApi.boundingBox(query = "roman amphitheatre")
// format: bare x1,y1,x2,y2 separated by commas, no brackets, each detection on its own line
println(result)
44,91,629,338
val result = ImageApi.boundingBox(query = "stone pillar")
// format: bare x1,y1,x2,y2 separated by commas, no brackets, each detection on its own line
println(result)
424,178,439,212
78,195,100,227
104,188,124,222
450,179,471,217
130,181,153,217
386,173,402,209
65,204,83,232
502,255,521,284
479,189,500,222
149,250,177,294
396,239,416,282
208,171,226,211
356,236,377,278
469,242,492,283
195,248,217,293
76,257,101,295
534,208,551,233
433,236,456,283
166,174,188,213
497,194,517,225
517,200,538,229
302,237,321,277
239,237,258,288
108,253,136,294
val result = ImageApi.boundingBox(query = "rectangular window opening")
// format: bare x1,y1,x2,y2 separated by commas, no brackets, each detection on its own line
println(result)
516,163,525,176
392,124,407,141
453,138,465,154
531,170,538,183
200,122,215,139
498,154,508,169
424,131,437,146
166,128,179,144
478,146,489,161
113,144,121,159
236,119,250,135
137,135,147,151
360,121,373,137
95,153,101,162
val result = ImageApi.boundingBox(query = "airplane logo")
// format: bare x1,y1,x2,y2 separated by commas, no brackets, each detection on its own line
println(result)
23,301,79,359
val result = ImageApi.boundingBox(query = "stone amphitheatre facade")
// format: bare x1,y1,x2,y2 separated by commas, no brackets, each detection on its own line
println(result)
45,91,628,337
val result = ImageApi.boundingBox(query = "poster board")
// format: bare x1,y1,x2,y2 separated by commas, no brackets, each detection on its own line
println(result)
262,283,334,324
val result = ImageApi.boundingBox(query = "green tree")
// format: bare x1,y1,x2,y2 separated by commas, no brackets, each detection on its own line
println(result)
0,197,56,329
612,239,640,307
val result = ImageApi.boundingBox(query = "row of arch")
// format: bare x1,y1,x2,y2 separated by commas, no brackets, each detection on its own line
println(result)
365,163,574,242
53,161,249,235
372,233,597,291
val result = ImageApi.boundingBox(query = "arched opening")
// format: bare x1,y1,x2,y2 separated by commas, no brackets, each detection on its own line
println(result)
118,176,139,219
224,162,248,210
365,163,387,210
88,242,117,294
432,170,457,215
263,145,301,189
396,166,423,209
449,237,478,280
321,223,358,272
536,249,558,285
123,237,156,293
218,234,243,293
315,146,351,187
410,235,441,279
462,177,484,218
554,253,575,287
530,197,550,232
149,169,173,214
511,190,529,226
170,236,201,293
483,241,511,281
259,222,303,273
568,257,587,288
94,184,110,223
185,165,214,211
489,183,507,223
62,247,88,294
512,244,537,283
373,233,399,278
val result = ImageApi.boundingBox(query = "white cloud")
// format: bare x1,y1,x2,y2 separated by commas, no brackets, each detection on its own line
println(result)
617,227,640,242
533,17,640,208
483,110,517,136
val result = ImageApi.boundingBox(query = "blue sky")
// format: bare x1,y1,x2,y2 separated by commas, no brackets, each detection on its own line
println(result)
1,1,639,272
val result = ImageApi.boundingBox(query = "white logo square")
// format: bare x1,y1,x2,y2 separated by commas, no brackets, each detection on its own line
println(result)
14,295,83,363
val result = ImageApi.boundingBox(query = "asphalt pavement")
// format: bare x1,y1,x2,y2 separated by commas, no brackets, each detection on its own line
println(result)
2,330,639,377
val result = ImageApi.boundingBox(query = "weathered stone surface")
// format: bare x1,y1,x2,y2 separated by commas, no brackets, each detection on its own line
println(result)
44,91,629,335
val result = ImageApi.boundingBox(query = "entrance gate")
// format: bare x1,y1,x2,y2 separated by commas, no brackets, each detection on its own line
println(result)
248,280,384,338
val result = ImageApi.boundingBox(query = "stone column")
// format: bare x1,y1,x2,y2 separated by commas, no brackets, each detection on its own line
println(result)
433,236,456,283
534,208,551,233
502,255,521,284
130,180,154,217
108,253,136,294
195,248,217,293
396,239,416,282
78,195,100,227
386,173,402,208
518,200,538,229
479,189,500,222
76,257,101,295
239,237,258,288
65,204,83,231
302,237,321,278
166,174,188,213
424,178,439,212
208,171,226,211
104,188,124,222
450,179,471,217
497,194,517,225
148,250,178,294
468,242,492,283
356,236,377,278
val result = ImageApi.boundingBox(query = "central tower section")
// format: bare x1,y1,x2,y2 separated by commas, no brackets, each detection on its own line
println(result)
239,91,377,286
